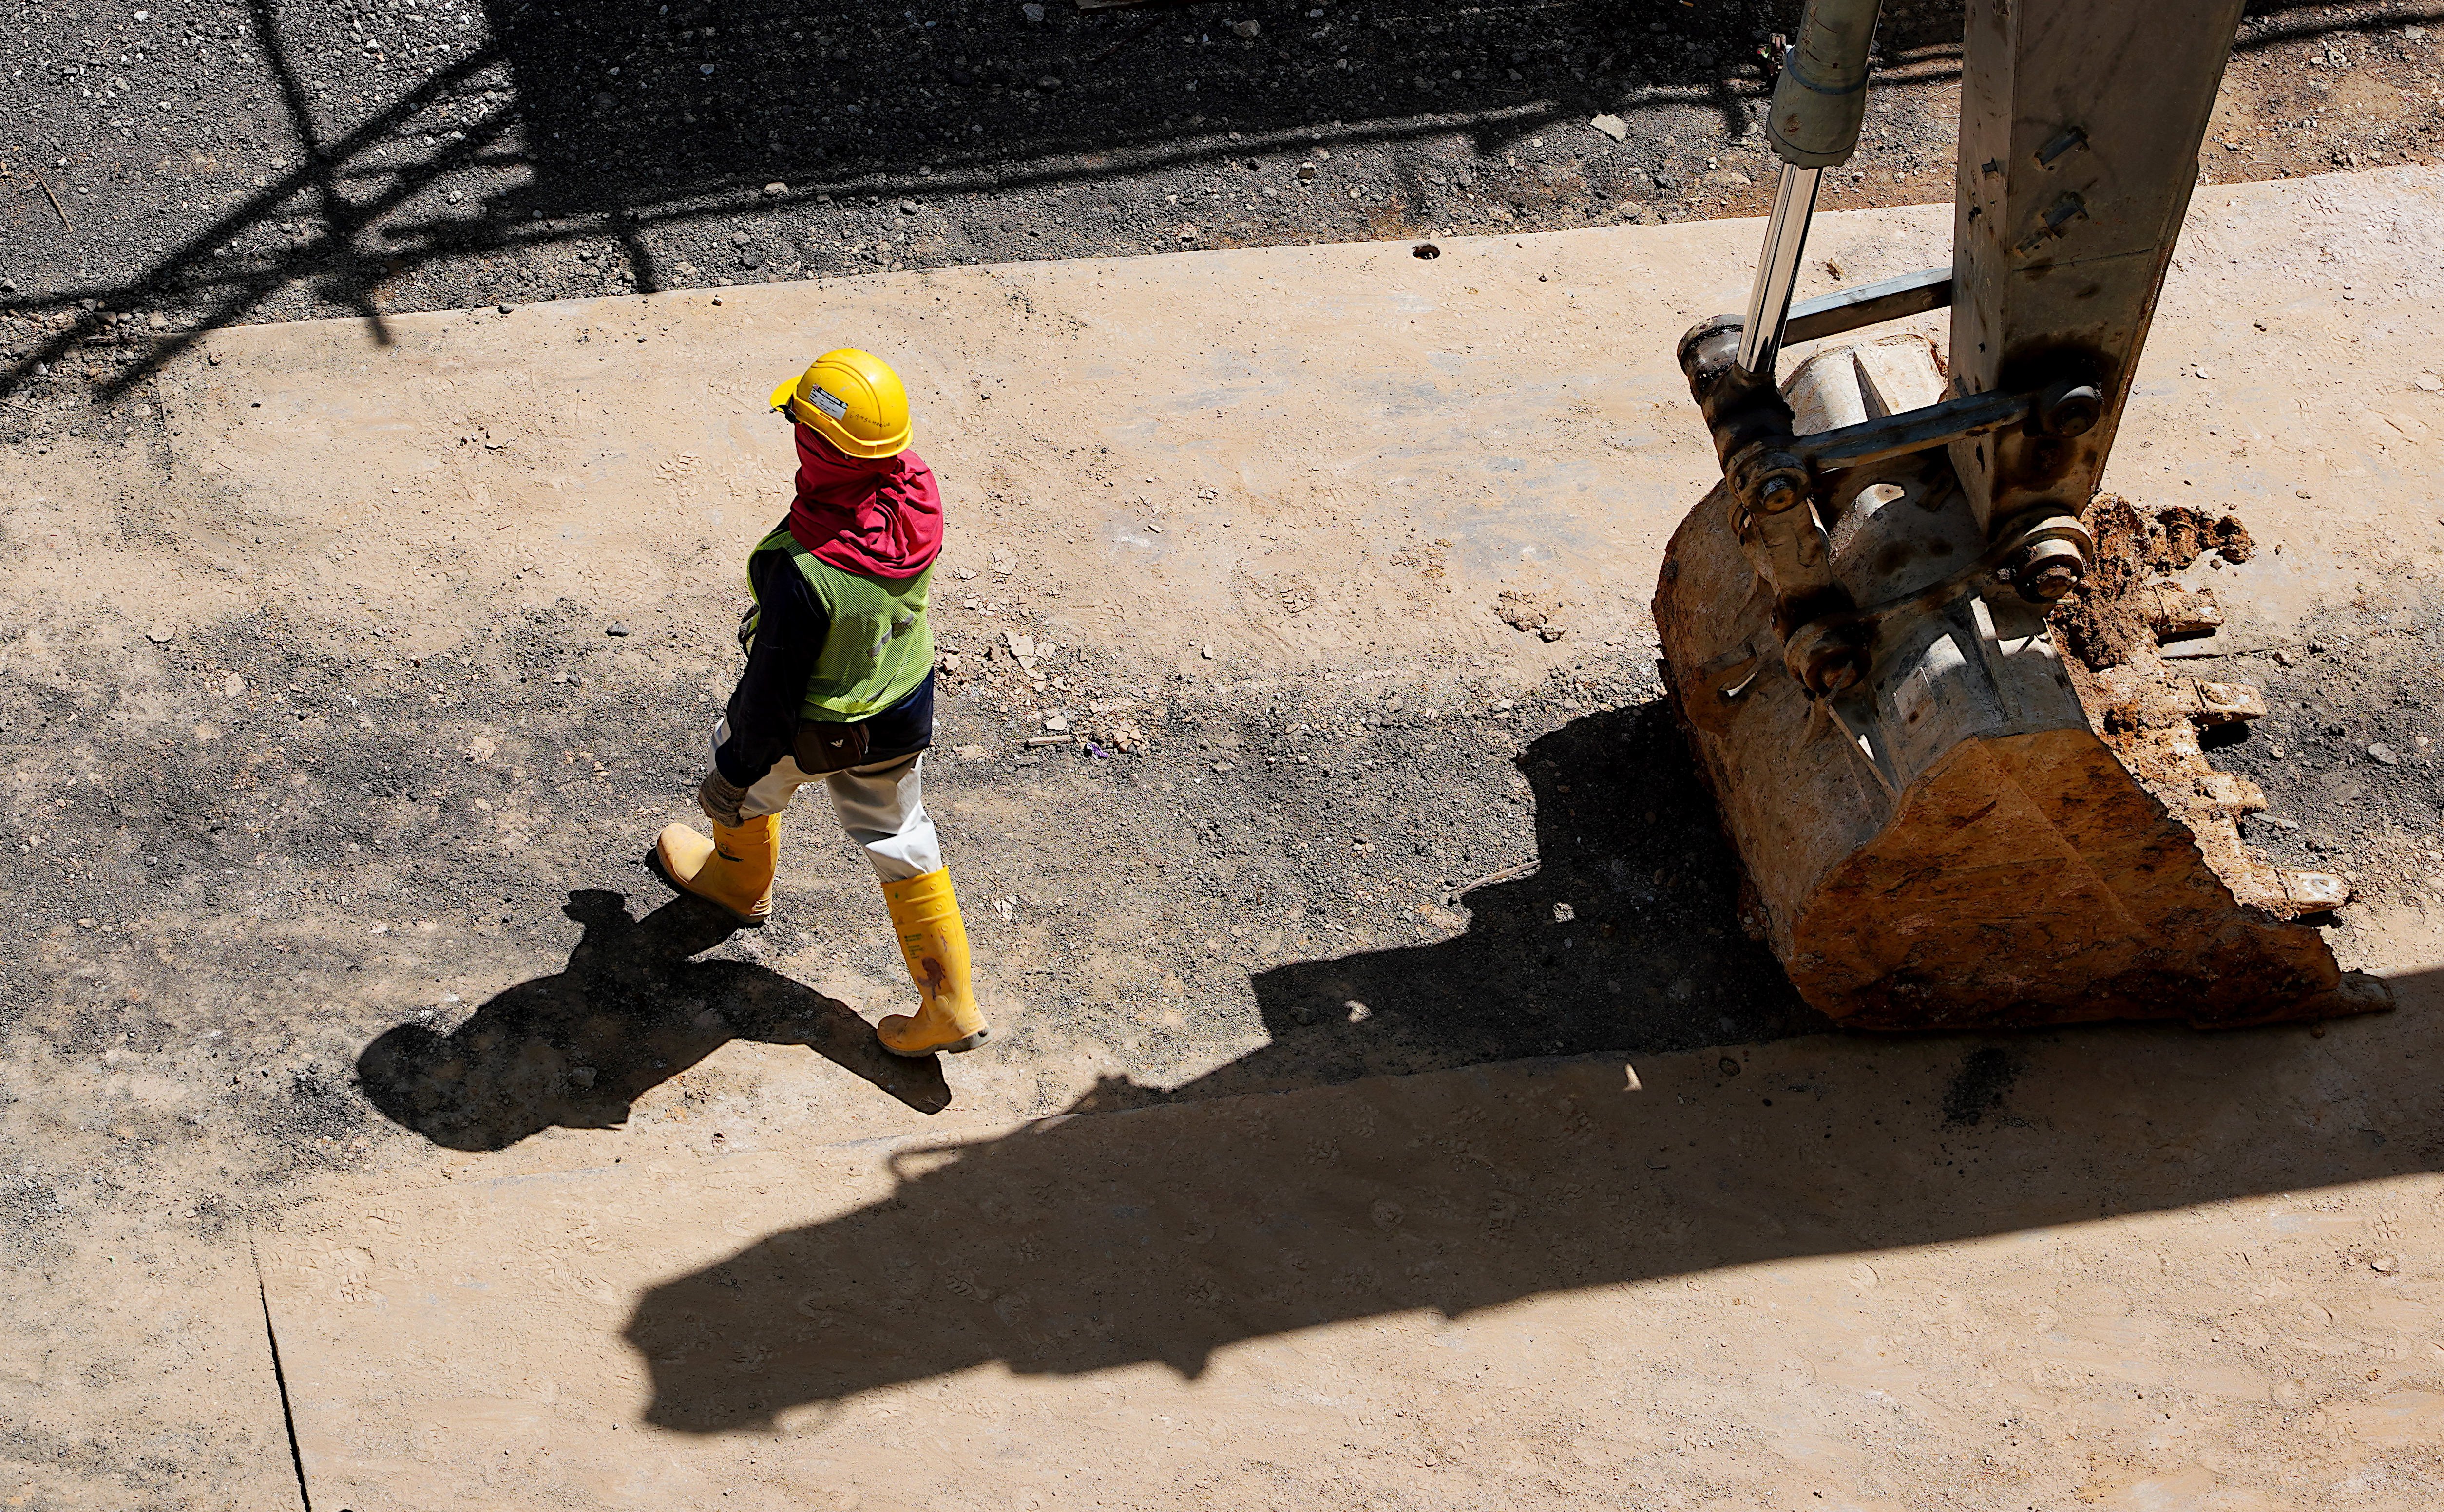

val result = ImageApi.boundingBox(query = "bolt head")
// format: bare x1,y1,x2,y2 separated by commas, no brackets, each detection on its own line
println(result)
2022,562,2082,602
2039,382,2104,438
1807,645,1867,698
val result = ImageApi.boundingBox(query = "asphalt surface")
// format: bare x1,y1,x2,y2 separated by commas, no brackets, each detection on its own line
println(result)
0,0,2440,414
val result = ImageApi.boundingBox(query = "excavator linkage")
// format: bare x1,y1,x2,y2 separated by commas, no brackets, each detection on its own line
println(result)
1651,0,2393,1028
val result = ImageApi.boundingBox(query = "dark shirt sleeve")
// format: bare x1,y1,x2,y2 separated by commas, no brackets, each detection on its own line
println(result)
713,548,829,786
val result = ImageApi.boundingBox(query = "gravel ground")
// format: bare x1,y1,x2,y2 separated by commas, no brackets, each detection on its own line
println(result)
2,0,2441,411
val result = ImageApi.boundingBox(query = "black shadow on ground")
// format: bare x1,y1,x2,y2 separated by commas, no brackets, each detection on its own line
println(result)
1214,700,1817,1097
7,0,2410,403
615,690,2438,1430
484,0,1774,207
1036,699,1822,1121
623,952,2443,1429
356,889,948,1151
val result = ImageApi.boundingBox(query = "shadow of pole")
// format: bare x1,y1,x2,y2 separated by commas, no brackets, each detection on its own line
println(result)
9,0,2430,408
356,889,948,1152
0,46,508,403
246,0,394,347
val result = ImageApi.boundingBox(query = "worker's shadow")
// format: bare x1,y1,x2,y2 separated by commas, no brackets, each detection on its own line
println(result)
356,890,948,1151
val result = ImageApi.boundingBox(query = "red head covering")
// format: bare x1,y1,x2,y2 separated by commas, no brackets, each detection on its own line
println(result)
786,425,944,580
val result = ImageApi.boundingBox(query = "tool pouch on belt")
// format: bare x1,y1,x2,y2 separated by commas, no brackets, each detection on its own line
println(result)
792,718,872,774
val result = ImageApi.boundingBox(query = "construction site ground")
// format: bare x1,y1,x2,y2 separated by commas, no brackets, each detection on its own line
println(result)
6,166,2444,1509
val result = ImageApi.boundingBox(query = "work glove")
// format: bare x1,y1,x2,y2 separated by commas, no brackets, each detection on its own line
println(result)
697,771,750,829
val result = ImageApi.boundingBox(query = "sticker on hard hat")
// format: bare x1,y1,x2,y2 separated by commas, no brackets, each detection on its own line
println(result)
805,385,850,421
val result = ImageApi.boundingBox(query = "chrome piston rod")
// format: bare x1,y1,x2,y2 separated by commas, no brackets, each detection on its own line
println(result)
1735,163,1825,377
1736,0,1881,377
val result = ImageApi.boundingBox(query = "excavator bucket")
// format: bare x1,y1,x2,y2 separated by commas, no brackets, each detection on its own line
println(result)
1653,339,2389,1031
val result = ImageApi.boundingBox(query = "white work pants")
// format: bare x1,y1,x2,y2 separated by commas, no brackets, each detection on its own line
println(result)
710,718,943,883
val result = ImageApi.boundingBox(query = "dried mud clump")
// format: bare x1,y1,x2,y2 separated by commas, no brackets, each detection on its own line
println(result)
2052,495,2253,670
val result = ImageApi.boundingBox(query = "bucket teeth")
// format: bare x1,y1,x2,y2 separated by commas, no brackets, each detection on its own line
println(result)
2273,869,2352,914
2191,680,2265,723
2144,581,2225,638
1652,335,2382,1028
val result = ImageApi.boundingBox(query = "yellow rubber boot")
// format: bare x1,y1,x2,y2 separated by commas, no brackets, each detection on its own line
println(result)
653,814,778,926
876,869,990,1057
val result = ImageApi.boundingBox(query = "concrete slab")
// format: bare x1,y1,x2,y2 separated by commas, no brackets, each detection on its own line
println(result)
0,1239,300,1511
108,168,2440,688
266,1002,2444,1511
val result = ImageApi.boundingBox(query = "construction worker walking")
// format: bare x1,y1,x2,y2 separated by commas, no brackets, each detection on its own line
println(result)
652,348,989,1058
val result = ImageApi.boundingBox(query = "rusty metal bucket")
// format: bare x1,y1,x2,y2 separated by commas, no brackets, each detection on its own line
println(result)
1652,339,2390,1031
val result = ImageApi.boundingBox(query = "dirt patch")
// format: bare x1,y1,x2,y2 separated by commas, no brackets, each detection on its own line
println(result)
2051,494,2255,669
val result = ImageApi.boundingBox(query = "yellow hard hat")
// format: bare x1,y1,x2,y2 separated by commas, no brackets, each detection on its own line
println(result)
768,348,911,459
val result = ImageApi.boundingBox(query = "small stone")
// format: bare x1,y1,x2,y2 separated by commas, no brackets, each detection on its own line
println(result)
763,181,788,196
1551,902,1576,923
1200,644,1215,659
1232,19,1260,37
2417,373,2444,392
2194,366,2215,380
1021,1,1043,18
497,303,515,314
1589,113,1629,142
606,623,630,637
2368,742,2400,765
222,671,246,698
2371,1255,2400,1273
1043,715,1071,733
446,189,464,205
146,623,173,644
1538,624,1567,643
568,1066,597,1089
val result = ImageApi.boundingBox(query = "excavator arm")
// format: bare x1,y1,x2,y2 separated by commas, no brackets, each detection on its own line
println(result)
1652,0,2392,1028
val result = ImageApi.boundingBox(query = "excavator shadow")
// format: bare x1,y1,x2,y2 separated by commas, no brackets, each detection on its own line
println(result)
613,695,2444,1433
1216,700,1817,1098
355,889,950,1151
623,965,2443,1432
